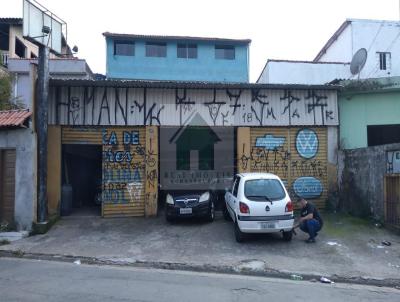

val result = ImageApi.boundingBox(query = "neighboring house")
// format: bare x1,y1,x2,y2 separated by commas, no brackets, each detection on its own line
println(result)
103,32,250,82
0,17,72,68
258,19,400,84
258,59,350,84
0,58,93,230
338,76,400,149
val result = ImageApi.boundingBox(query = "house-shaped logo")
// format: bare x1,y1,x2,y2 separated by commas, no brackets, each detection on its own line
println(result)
169,113,221,170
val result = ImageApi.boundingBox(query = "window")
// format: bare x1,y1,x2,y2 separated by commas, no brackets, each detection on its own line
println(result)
15,38,26,58
215,45,235,60
146,42,167,57
233,177,241,197
177,43,197,59
378,52,391,70
367,124,400,146
30,52,37,59
244,179,286,201
114,40,135,56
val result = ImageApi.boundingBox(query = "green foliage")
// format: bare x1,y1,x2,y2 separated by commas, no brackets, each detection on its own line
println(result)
0,74,24,110
0,74,11,101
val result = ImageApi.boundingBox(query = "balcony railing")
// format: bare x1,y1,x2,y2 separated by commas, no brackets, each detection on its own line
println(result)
0,51,9,67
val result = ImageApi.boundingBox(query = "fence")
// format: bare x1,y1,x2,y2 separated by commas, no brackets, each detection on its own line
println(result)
384,175,400,230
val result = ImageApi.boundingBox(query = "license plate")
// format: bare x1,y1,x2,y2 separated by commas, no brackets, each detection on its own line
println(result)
180,208,192,214
260,222,276,229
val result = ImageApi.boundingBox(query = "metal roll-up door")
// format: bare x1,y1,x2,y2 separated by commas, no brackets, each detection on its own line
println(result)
0,149,16,223
102,127,146,217
62,127,103,144
249,127,328,209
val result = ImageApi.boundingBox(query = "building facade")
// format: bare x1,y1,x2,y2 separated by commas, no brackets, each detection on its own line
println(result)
0,58,92,230
104,33,250,82
0,18,72,68
46,79,339,218
258,19,400,85
339,76,400,149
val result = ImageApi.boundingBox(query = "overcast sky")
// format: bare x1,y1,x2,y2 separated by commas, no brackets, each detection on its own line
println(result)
2,0,400,81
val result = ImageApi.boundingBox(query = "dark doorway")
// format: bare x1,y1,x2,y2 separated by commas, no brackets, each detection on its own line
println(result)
367,124,400,147
62,145,102,216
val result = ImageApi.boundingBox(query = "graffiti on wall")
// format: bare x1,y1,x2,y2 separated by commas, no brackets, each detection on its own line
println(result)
248,128,326,200
50,86,338,127
102,129,145,204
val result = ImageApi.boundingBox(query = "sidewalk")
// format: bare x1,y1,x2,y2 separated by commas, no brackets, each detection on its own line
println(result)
1,212,399,285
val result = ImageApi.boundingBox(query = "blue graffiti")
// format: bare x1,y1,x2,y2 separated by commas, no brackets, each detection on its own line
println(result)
103,168,141,183
123,131,139,145
296,129,318,159
292,177,323,199
102,129,118,145
255,134,286,150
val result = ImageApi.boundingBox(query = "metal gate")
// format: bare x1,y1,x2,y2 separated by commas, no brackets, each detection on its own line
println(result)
62,126,158,218
384,175,400,230
0,149,16,223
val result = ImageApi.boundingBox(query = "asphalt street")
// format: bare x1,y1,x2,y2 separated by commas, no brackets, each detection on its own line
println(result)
0,257,398,302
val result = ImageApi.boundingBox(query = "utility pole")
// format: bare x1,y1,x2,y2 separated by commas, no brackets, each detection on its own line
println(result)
37,44,49,223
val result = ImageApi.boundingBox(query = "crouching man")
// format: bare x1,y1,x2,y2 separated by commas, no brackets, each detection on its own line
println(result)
294,198,323,243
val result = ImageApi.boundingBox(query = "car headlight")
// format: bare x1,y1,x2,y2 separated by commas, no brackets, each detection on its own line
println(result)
199,192,210,203
166,194,174,205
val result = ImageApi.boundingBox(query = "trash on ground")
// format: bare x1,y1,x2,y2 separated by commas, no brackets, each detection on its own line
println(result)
290,274,303,281
388,263,400,269
73,260,81,265
374,223,382,228
320,277,334,284
381,241,391,246
376,245,385,249
326,241,341,247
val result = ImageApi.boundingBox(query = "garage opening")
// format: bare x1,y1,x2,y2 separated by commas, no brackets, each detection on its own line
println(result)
62,144,102,216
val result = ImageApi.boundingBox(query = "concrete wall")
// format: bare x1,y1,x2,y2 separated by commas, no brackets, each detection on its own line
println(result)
338,143,400,220
0,129,37,230
339,89,400,149
257,61,350,84
106,37,249,82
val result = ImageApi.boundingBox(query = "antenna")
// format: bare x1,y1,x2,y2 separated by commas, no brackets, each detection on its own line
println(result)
350,48,368,79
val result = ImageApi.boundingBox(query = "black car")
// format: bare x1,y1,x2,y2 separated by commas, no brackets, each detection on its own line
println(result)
165,191,215,222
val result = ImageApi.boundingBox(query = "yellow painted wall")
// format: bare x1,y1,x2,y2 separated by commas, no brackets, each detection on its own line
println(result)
239,127,328,209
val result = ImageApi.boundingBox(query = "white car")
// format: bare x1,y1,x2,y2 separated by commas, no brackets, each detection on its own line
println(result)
224,173,294,243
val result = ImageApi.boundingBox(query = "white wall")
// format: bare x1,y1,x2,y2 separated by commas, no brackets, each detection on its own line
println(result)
318,19,400,79
318,24,353,63
258,61,351,84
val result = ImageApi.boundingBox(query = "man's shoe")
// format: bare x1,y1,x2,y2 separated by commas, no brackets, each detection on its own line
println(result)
305,238,316,243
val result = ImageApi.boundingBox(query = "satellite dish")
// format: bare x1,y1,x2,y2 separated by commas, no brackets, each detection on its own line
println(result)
350,48,368,75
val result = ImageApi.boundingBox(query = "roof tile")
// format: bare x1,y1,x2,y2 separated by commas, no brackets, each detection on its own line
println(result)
0,109,32,129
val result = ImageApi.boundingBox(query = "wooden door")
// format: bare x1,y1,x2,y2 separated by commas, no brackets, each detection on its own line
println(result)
0,149,16,223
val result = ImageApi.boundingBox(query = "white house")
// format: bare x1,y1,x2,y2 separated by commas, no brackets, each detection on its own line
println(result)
258,19,400,84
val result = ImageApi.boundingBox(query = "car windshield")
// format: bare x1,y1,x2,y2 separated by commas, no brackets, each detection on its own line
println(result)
244,179,286,201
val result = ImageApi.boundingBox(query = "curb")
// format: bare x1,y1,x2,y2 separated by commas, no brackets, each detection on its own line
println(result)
0,250,399,289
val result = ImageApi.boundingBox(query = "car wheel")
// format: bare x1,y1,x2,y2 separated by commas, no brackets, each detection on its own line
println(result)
206,202,215,222
223,205,231,221
234,220,245,243
282,230,293,241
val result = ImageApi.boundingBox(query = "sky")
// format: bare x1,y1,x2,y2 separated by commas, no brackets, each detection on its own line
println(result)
1,0,400,81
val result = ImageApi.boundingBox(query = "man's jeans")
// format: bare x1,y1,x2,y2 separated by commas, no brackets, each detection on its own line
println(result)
300,219,321,239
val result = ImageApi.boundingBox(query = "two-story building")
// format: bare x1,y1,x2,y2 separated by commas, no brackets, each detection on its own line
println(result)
103,33,251,82
0,17,72,68
258,19,400,85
